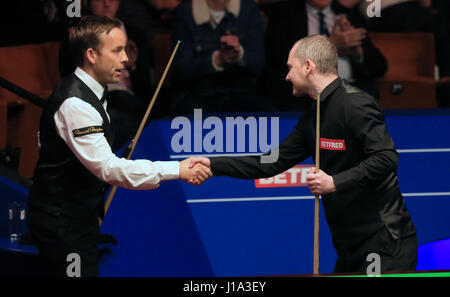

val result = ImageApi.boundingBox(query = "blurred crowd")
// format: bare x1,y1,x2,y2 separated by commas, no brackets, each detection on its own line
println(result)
1,0,450,118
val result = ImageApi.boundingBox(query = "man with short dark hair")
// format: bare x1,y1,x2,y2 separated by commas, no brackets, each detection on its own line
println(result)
27,15,211,277
190,35,417,273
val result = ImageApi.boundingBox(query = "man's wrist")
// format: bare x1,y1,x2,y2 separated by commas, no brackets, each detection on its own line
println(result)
161,161,180,180
329,176,337,193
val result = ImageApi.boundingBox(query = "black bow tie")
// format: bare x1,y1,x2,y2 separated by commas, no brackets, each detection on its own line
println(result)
100,89,108,104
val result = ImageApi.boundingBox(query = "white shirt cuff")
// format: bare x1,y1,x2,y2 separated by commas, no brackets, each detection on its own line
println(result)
159,161,180,181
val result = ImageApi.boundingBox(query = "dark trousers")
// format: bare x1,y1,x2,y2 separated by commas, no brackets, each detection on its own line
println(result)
28,207,100,277
333,227,418,274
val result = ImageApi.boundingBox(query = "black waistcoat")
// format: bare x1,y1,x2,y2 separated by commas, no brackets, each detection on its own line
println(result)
28,74,114,221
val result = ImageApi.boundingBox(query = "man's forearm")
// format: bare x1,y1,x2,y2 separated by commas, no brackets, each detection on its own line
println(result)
332,149,399,193
211,155,288,179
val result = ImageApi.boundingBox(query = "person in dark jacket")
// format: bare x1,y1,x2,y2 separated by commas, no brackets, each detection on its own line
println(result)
171,0,271,114
188,35,417,273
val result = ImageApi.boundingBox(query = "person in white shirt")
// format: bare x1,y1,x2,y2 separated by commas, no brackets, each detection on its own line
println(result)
27,15,211,277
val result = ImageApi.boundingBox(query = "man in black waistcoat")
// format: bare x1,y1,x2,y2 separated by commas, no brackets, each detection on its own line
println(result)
188,35,417,273
27,15,211,277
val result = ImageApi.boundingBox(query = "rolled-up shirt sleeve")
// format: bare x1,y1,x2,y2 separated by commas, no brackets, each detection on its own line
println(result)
54,97,179,190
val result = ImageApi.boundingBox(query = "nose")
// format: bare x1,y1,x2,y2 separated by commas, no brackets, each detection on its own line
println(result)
122,50,129,64
285,72,290,82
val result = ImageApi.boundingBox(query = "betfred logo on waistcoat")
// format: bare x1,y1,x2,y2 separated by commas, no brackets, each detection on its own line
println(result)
320,138,346,150
254,165,313,188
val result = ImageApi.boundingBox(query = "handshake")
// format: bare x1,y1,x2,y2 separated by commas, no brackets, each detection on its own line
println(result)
179,157,212,186
178,158,338,195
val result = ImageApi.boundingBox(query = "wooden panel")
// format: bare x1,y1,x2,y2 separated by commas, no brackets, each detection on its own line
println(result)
6,101,42,177
370,33,437,109
0,101,6,149
40,41,62,88
0,44,53,104
370,33,435,79
0,43,54,177
377,78,436,109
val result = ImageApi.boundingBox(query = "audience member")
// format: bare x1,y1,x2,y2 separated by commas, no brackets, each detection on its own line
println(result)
117,0,181,73
171,0,271,114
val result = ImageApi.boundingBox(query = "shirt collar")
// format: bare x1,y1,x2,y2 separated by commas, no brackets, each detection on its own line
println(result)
318,77,341,102
74,67,105,100
306,2,333,16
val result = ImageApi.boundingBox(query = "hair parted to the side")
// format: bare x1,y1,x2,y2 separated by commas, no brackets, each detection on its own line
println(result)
69,15,122,67
294,35,338,75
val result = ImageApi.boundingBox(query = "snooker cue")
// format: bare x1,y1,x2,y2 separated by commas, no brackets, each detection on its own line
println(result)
313,91,321,275
101,41,181,225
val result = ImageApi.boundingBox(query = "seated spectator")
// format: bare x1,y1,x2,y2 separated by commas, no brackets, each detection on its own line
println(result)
263,0,388,110
171,0,272,115
117,0,181,77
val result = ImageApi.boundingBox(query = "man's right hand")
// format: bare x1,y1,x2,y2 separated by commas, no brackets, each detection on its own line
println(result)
188,157,211,169
215,31,242,66
179,157,212,186
329,21,366,57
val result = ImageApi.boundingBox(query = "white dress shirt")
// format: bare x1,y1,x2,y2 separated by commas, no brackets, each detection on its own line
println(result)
306,3,355,82
52,67,179,190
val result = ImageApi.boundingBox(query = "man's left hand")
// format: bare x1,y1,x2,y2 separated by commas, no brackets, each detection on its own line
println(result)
220,31,242,64
329,21,365,58
306,167,337,195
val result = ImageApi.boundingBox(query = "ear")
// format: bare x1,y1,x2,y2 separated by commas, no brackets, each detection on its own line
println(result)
86,48,97,65
305,59,316,75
